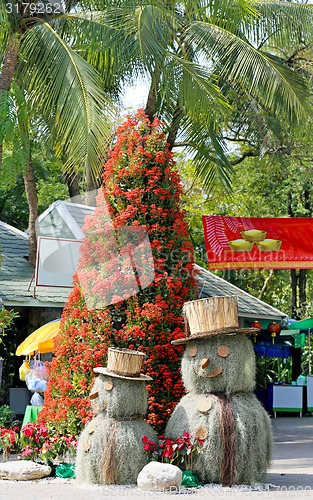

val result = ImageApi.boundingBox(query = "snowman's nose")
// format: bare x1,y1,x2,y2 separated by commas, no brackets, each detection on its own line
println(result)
198,357,223,378
201,358,209,368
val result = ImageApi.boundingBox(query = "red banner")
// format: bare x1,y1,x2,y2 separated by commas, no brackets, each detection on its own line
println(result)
202,216,313,270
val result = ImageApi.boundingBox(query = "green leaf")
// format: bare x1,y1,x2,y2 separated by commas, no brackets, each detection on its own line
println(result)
185,20,312,122
19,21,116,182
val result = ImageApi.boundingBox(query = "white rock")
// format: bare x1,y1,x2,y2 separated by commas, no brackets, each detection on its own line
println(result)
0,460,51,481
137,461,182,491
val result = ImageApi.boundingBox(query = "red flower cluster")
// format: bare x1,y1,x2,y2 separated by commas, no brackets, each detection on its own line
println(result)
41,110,197,435
0,427,19,453
142,432,204,469
19,422,77,463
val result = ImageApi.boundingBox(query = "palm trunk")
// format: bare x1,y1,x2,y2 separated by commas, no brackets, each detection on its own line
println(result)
85,167,100,206
166,102,184,150
23,158,38,265
0,34,20,90
64,171,82,202
145,70,161,123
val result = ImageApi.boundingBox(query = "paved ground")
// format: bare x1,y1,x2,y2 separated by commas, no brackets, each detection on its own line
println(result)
1,416,313,499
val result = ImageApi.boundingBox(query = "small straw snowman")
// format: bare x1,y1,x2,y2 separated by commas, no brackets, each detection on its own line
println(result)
76,347,157,485
165,296,272,486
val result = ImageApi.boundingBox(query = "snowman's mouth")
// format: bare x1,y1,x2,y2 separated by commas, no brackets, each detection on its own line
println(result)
195,366,223,378
204,366,223,378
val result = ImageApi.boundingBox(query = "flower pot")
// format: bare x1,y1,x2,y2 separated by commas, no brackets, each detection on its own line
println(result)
181,469,202,488
55,462,75,478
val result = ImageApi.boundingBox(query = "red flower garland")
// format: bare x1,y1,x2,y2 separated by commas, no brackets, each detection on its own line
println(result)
41,110,197,434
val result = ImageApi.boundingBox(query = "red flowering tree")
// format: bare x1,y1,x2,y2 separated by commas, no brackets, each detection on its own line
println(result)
41,110,197,435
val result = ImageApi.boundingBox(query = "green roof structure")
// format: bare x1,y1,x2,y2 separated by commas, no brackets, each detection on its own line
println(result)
0,220,69,307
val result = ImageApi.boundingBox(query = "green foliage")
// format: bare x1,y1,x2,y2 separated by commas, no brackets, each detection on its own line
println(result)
0,2,116,192
0,85,30,188
0,118,69,230
0,404,13,428
301,334,313,376
255,356,293,389
41,112,197,435
0,177,28,229
0,308,19,341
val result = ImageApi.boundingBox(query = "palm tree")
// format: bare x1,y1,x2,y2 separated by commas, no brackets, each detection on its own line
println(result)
70,0,313,189
1,0,313,263
0,1,116,263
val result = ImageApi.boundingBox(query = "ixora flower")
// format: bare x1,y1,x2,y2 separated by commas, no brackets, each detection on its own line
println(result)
142,432,204,470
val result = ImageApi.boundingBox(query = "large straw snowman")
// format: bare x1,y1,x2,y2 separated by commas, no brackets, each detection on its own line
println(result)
76,348,157,485
165,296,272,486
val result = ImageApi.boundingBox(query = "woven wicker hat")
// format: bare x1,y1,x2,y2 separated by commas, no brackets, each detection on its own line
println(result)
94,347,152,381
172,296,260,346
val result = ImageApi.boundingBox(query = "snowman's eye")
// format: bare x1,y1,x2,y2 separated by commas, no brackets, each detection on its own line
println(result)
189,346,197,357
104,381,114,391
217,345,230,358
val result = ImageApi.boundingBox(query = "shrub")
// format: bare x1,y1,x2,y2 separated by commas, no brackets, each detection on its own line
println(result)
0,405,13,428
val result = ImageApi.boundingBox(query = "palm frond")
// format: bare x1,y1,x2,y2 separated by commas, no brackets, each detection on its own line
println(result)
170,53,230,119
64,4,182,76
0,90,16,142
0,83,30,186
185,20,312,122
19,21,116,182
175,113,233,192
253,1,313,49
50,8,163,92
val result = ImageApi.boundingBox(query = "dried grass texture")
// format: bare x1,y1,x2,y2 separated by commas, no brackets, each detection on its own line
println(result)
165,392,272,485
90,374,148,417
181,335,256,394
76,414,158,485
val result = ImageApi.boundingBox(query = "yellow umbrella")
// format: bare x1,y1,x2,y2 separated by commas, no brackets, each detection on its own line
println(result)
16,319,61,356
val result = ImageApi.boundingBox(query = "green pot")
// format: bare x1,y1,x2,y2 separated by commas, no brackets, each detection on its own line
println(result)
181,469,202,488
55,463,76,478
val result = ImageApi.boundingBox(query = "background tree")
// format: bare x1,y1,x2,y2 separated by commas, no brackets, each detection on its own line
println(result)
179,152,313,319
74,0,313,187
1,0,313,265
0,1,115,262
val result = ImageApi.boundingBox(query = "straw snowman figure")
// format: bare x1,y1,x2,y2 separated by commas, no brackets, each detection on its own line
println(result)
76,348,157,485
165,296,273,486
